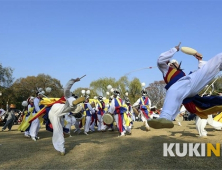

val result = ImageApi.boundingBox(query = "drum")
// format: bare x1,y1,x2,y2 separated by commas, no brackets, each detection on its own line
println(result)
72,104,84,120
103,114,114,125
133,107,139,116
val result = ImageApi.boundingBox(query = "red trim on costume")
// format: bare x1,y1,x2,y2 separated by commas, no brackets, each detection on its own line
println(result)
183,102,197,113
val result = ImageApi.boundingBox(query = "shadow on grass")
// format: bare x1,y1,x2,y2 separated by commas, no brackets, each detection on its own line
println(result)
0,123,221,170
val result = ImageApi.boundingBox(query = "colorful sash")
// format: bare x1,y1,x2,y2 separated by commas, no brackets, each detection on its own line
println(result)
97,102,105,116
29,96,66,123
183,95,222,119
164,67,186,90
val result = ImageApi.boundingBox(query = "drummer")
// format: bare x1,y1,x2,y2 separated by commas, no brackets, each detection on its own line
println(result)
95,96,106,132
175,104,186,126
108,89,126,137
83,95,95,135
125,99,133,134
105,96,115,131
132,89,151,131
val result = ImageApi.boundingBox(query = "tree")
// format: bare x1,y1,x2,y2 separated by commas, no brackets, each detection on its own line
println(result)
90,77,117,96
0,63,14,88
0,63,14,109
117,76,130,94
73,87,98,98
89,76,131,100
146,80,166,109
128,78,142,104
11,74,63,110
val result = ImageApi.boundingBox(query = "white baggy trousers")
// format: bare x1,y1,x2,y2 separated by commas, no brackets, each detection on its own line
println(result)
160,53,222,121
49,103,68,153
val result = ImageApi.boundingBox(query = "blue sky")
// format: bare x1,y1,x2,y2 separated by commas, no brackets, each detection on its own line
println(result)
1,0,222,92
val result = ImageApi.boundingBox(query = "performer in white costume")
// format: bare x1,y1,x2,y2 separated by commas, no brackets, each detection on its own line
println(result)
96,96,106,131
29,92,44,141
133,89,151,131
48,77,85,155
84,96,95,135
175,105,186,126
193,55,222,137
148,42,222,129
24,97,35,137
64,113,77,137
108,89,126,137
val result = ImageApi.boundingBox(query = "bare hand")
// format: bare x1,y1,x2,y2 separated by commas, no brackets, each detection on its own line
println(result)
175,42,181,51
194,52,203,59
73,78,80,82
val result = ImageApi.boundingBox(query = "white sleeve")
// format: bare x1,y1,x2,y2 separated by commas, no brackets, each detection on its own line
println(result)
132,98,140,107
108,99,116,114
180,105,186,113
64,79,75,98
95,103,99,112
198,60,207,69
87,103,95,114
34,98,41,112
28,105,31,113
157,47,178,76
149,98,152,108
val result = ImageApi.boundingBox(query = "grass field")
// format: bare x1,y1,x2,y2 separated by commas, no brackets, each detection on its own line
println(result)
0,121,222,169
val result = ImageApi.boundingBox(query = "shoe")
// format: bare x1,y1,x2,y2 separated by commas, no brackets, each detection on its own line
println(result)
148,118,174,129
2,129,4,131
63,133,70,138
8,129,11,131
127,129,132,135
84,132,88,135
35,136,40,140
24,135,30,138
146,126,151,131
31,137,37,141
118,134,126,137
118,132,126,137
72,97,85,105
60,152,65,156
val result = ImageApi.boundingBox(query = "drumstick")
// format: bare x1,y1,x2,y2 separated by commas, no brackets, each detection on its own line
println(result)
79,75,86,79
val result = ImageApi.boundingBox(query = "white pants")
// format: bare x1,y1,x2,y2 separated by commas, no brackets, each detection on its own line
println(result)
207,115,222,130
84,116,91,133
97,114,106,131
131,113,135,122
90,118,95,131
24,131,30,136
196,116,207,137
114,114,126,134
49,103,67,153
160,53,222,121
139,111,149,127
29,116,40,138
65,115,76,133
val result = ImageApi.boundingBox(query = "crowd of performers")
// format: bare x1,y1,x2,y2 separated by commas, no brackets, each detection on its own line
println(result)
2,42,222,156
15,77,158,155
